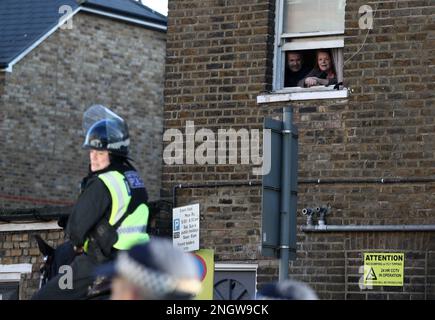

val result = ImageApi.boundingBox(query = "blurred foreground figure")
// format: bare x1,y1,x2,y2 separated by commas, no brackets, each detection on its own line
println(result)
96,238,202,300
257,279,318,300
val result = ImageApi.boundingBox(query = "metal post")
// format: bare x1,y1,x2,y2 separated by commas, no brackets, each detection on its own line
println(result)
279,107,292,281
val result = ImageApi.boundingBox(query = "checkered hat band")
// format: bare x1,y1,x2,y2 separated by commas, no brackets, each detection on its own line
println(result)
116,252,176,298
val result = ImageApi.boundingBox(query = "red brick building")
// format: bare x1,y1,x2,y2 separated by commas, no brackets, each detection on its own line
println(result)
163,0,435,299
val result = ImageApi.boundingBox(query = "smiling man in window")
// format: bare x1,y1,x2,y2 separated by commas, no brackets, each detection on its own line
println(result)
269,0,346,98
284,51,311,87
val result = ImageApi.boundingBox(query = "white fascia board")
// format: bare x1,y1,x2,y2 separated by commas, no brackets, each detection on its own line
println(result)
80,7,167,32
0,66,12,73
0,221,62,232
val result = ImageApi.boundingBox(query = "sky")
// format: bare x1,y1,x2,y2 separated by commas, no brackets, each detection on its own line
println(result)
139,0,168,16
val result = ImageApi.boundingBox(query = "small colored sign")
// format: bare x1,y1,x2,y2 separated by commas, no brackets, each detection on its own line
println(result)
364,252,404,286
192,249,214,300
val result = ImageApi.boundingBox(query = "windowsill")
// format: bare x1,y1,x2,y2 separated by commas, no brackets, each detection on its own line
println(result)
0,221,62,232
257,86,348,104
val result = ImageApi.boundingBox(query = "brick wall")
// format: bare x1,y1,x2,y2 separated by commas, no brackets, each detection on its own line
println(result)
164,0,435,299
0,72,4,155
1,12,166,210
0,72,5,95
0,12,166,299
0,230,65,300
256,232,435,300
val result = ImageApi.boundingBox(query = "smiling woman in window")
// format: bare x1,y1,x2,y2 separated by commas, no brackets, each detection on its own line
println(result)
299,50,337,88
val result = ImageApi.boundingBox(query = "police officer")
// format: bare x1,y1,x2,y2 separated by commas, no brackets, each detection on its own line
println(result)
32,105,150,299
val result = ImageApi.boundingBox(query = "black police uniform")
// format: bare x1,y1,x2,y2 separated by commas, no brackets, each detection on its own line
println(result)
31,160,148,300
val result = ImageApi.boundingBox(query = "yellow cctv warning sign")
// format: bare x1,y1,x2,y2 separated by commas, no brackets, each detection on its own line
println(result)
364,253,404,286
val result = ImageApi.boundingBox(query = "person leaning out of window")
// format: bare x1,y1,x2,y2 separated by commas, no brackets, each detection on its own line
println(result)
299,50,337,88
284,51,311,87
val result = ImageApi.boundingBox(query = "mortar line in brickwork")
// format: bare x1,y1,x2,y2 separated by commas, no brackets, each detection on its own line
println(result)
299,177,435,184
173,181,261,207
302,225,435,233
172,176,435,206
0,194,74,206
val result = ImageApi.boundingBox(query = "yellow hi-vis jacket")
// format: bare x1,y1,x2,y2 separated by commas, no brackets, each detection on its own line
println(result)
84,170,150,252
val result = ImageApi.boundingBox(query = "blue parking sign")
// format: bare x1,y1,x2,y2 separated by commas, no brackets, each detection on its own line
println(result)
173,218,180,231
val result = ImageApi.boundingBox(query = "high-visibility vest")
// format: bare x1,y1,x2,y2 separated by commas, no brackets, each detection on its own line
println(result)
84,170,150,252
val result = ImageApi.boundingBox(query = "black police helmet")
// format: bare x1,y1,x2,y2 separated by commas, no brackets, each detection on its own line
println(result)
83,118,129,156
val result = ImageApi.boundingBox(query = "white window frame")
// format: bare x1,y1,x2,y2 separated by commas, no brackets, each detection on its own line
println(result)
268,0,348,102
0,264,32,283
0,263,32,300
278,37,344,92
